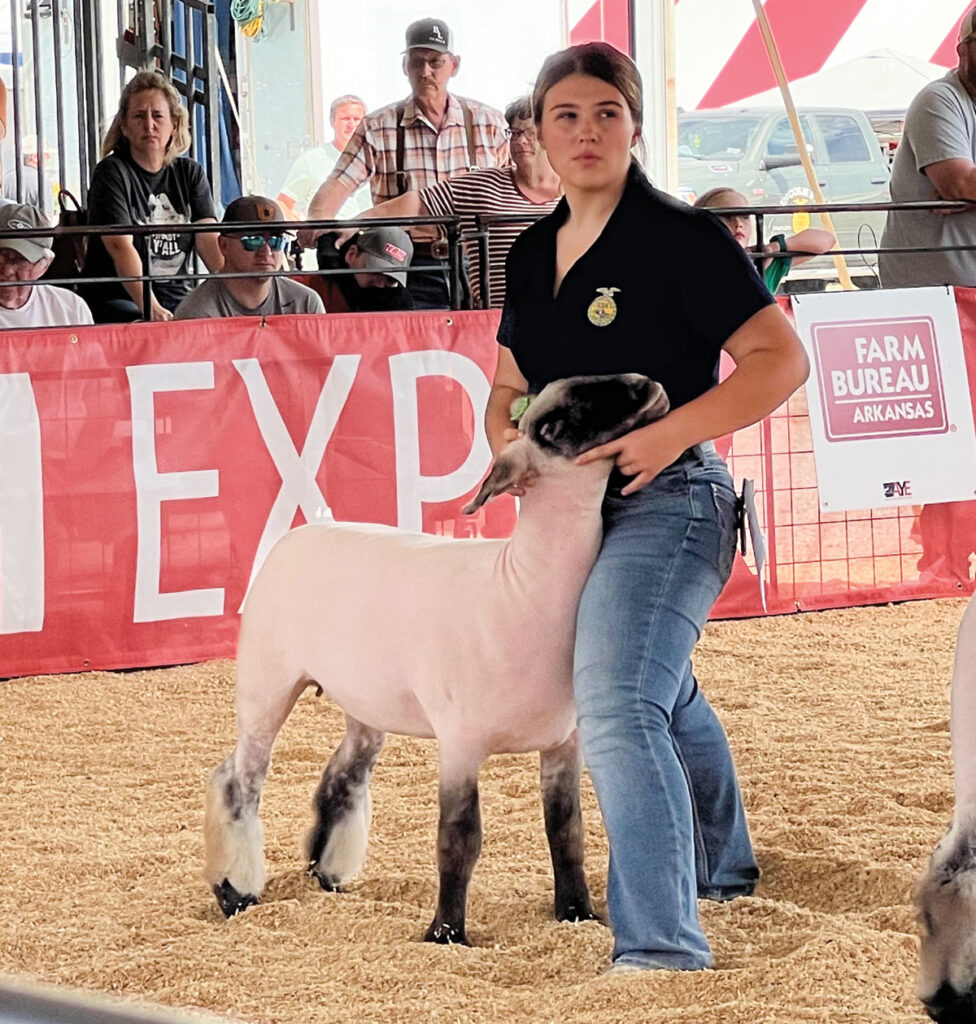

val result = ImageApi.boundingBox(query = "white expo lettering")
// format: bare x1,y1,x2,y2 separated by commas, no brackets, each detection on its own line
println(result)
0,373,44,634
0,355,493,633
128,362,223,623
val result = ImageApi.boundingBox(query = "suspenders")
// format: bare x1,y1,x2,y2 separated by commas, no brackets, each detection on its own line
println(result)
394,98,477,196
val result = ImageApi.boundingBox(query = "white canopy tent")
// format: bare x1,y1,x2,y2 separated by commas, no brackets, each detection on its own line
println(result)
728,48,947,112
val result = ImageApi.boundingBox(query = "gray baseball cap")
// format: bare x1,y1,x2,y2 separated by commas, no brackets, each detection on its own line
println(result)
0,202,54,263
353,226,414,286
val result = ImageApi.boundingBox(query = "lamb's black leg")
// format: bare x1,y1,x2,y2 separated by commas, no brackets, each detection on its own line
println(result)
540,731,598,923
424,777,481,945
306,717,385,891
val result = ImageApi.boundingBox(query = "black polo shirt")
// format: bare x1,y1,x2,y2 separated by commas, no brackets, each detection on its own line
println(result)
498,163,774,409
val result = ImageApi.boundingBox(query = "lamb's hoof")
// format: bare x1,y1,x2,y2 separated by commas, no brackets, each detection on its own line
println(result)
556,901,601,924
424,920,469,945
213,879,258,918
309,868,342,893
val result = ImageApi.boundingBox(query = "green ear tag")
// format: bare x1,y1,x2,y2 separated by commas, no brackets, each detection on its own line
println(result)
510,395,531,421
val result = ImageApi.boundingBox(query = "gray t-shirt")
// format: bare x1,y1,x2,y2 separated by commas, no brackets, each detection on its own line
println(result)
880,69,976,288
174,275,325,319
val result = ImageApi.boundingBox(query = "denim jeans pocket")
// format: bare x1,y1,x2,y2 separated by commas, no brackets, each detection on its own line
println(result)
710,483,739,583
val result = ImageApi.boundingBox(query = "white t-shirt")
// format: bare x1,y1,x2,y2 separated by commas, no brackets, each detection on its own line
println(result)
279,142,372,219
0,284,94,329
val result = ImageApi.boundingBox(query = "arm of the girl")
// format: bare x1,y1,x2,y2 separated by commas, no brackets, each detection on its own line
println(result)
576,304,809,494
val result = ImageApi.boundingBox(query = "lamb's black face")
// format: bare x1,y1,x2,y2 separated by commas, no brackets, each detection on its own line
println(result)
524,374,670,459
922,982,976,1023
917,840,976,1024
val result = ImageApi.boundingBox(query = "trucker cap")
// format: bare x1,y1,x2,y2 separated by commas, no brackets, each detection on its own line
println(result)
353,226,414,286
404,18,453,53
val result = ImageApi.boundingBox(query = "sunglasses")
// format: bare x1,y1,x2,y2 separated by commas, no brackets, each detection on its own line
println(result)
237,234,287,252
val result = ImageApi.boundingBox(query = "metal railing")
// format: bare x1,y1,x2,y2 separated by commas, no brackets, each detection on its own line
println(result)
0,213,467,317
476,197,976,303
3,197,976,321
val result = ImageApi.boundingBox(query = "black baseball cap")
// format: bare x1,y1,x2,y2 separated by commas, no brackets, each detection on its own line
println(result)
404,18,453,53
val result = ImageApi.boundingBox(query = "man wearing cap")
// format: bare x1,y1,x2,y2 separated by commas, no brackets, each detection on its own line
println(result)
174,196,323,320
299,17,507,307
881,6,976,288
0,202,93,328
304,225,415,313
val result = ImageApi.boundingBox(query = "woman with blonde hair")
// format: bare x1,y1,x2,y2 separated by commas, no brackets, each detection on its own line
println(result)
82,70,222,322
486,42,809,973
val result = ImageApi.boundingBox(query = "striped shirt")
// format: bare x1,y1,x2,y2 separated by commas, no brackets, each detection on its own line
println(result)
420,167,560,307
327,93,508,217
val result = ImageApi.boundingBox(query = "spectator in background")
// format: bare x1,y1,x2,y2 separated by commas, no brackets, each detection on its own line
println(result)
2,136,56,208
879,6,976,581
277,94,370,223
880,5,976,288
334,96,560,307
174,196,323,319
81,70,223,323
693,187,834,294
299,17,508,308
303,225,414,313
0,203,93,327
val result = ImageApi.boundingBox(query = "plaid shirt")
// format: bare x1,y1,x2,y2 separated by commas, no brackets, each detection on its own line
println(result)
328,93,509,210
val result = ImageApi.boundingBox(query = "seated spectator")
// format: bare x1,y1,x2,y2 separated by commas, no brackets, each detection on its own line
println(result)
329,96,560,307
81,70,223,323
174,196,323,319
303,226,414,313
693,187,835,294
0,203,93,328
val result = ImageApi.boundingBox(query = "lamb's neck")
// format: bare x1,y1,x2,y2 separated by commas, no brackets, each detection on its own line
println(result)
951,597,976,819
505,466,610,582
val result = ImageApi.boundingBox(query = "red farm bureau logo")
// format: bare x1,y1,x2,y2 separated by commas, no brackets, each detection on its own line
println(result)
809,316,948,442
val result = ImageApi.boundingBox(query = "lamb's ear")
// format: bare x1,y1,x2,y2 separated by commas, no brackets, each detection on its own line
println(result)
462,441,533,514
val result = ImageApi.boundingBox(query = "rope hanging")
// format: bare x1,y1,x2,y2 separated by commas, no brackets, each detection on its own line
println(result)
230,0,264,39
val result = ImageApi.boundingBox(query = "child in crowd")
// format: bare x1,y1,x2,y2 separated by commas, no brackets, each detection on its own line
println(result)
693,187,835,293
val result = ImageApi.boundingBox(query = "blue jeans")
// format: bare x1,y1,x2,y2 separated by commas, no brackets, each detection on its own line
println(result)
574,442,758,970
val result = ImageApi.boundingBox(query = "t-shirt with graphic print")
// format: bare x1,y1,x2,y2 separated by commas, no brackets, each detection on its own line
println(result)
82,149,217,312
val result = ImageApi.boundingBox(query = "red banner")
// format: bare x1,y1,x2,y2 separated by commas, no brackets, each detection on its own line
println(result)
0,302,973,677
0,311,516,675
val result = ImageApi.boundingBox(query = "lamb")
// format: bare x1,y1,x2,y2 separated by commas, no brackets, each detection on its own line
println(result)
916,592,976,1023
203,372,669,945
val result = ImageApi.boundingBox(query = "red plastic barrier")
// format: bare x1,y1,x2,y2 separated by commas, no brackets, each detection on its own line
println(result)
0,301,971,677
0,311,514,675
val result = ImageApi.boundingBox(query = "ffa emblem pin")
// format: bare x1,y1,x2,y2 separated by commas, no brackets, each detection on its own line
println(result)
587,287,620,326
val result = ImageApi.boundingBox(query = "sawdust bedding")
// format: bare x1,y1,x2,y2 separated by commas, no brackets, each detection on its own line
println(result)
0,598,965,1024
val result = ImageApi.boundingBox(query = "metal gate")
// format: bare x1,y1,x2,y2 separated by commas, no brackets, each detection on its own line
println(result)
2,0,221,214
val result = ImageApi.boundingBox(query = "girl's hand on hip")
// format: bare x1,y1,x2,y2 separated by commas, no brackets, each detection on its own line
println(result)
575,420,686,495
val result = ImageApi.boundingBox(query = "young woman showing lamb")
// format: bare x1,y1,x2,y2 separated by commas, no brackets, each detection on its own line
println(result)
916,592,976,1023
487,42,809,975
204,372,669,946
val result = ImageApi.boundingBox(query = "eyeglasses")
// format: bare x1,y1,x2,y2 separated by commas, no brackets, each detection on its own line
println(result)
237,234,287,252
505,127,537,142
407,55,448,71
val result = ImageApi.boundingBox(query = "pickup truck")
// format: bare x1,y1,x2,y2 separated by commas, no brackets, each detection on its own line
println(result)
675,106,891,290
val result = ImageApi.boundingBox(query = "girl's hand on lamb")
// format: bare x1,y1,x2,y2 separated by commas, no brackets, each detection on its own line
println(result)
500,427,537,496
575,420,685,495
